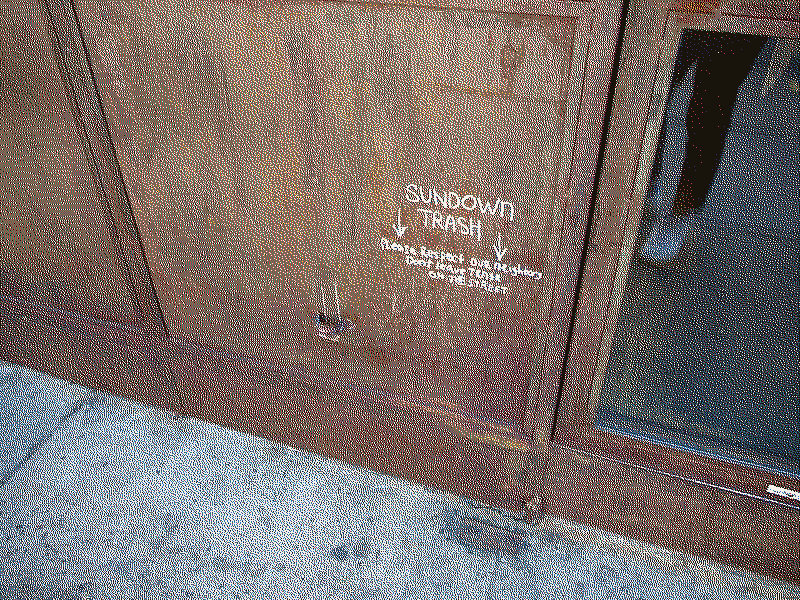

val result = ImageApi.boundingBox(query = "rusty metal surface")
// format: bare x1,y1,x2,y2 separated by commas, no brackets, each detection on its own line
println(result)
0,0,136,324
72,0,592,433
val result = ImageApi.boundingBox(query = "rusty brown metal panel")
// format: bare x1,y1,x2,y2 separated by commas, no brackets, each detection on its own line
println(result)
72,0,597,437
171,334,534,515
0,0,136,324
0,294,189,417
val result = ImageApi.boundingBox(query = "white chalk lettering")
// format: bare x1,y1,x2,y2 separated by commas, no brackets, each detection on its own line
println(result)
432,210,444,230
406,255,433,269
405,184,514,224
461,195,477,210
419,247,463,264
449,274,467,286
468,267,503,282
436,262,466,276
417,209,481,240
381,238,417,255
493,261,543,279
432,188,447,210
381,237,541,296
467,278,508,295
477,196,501,218
405,184,420,203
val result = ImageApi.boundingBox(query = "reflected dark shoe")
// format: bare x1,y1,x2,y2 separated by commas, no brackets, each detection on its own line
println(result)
639,211,694,264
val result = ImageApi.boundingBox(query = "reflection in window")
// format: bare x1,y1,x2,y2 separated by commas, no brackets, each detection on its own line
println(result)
596,31,799,475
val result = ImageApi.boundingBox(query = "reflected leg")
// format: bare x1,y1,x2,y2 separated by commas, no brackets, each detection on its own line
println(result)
647,31,706,197
672,34,767,217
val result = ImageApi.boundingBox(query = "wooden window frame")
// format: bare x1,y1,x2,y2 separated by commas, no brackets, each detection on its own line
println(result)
552,5,800,519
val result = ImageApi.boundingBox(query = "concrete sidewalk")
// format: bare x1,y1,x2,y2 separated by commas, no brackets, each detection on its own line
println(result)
0,359,797,600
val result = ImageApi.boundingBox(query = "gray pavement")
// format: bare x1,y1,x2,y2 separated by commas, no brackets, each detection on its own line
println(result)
1,359,798,599
0,362,90,486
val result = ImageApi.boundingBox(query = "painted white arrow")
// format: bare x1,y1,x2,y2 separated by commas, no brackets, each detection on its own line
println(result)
393,206,407,239
493,231,508,262
334,282,341,323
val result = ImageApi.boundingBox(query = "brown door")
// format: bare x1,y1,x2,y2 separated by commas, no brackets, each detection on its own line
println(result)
70,0,623,515
552,0,799,581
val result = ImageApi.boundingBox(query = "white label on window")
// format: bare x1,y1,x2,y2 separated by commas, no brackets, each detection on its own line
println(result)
767,485,800,501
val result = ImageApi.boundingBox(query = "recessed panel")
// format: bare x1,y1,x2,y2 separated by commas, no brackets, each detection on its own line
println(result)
86,0,577,429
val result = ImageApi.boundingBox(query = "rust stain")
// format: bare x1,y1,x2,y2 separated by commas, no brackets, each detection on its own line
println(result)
366,152,388,210
285,171,302,206
390,392,532,452
447,420,531,452
424,81,532,102
499,41,525,99
669,0,721,12
184,144,193,176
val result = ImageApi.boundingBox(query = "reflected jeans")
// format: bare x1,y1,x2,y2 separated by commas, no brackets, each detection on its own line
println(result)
652,32,767,217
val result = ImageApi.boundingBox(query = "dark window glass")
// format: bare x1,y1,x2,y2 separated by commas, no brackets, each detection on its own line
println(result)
596,31,799,475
